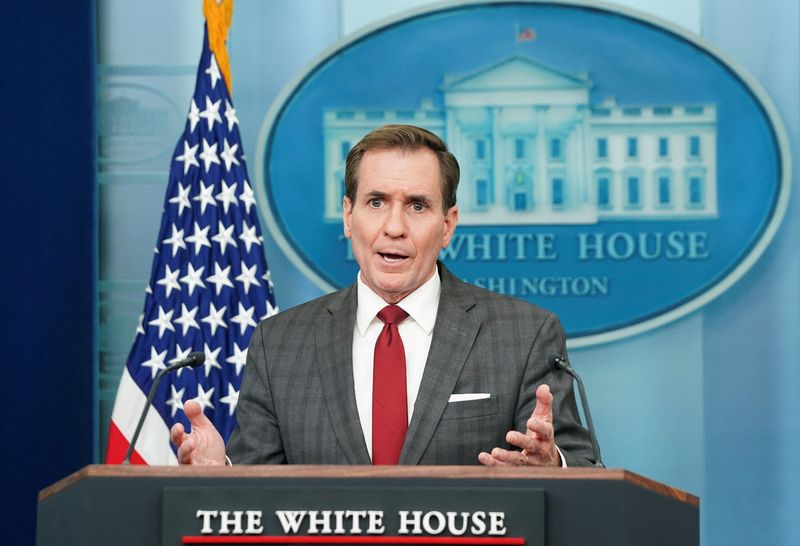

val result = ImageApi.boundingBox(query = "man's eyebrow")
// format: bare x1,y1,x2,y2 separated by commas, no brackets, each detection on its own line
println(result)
362,190,434,207
408,194,433,206
364,190,388,200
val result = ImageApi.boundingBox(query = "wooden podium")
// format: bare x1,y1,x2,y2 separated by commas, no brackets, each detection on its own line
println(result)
37,465,698,545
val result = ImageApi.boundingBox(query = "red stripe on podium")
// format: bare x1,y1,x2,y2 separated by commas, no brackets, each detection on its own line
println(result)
182,536,525,544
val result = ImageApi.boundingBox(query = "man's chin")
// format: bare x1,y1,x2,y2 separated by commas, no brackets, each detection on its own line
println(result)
369,277,416,303
374,279,411,295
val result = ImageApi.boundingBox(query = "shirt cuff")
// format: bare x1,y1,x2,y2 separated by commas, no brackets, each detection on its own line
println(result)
555,445,567,468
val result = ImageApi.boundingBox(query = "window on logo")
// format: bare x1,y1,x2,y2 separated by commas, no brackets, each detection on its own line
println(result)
549,138,562,160
627,176,641,206
515,138,526,160
688,136,701,159
688,176,704,207
552,177,564,207
596,138,608,159
475,139,486,160
658,175,672,205
595,169,613,209
510,170,531,211
514,192,527,211
476,179,489,207
597,177,611,208
658,137,669,158
627,137,638,159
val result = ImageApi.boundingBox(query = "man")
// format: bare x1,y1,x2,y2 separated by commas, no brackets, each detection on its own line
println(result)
172,124,596,467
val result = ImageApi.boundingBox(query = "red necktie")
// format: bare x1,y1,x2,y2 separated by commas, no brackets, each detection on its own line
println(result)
372,305,409,465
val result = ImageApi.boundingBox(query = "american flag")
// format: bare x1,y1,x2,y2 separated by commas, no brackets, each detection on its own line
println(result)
106,25,277,464
516,25,536,42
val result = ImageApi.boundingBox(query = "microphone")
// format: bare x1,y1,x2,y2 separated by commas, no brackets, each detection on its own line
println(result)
553,355,604,467
122,351,205,465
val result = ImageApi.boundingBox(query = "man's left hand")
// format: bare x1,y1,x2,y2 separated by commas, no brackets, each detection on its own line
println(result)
478,384,560,467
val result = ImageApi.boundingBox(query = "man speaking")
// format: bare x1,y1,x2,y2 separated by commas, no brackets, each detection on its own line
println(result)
171,124,596,467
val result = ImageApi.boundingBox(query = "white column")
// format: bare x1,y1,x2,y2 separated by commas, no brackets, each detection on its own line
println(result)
536,105,549,211
578,105,591,210
491,106,502,211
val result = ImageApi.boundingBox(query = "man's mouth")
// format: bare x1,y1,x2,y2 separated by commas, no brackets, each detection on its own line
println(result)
378,252,408,263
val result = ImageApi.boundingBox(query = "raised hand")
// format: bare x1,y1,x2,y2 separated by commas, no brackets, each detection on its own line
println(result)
478,384,560,467
170,399,227,465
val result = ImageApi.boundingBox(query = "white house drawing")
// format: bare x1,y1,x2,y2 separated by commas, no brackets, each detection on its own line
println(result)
322,55,717,225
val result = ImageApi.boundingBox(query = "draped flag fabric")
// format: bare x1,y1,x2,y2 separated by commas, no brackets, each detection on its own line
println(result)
106,4,277,464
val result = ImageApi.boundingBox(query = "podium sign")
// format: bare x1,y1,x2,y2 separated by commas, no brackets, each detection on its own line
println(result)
163,484,544,544
37,465,698,546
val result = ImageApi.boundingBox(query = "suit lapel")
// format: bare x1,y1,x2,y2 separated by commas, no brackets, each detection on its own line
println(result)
315,285,372,464
399,266,480,464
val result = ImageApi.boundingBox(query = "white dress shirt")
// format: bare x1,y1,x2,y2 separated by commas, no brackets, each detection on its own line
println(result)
352,270,440,460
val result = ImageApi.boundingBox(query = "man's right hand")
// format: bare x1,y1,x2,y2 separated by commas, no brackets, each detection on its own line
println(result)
170,400,227,465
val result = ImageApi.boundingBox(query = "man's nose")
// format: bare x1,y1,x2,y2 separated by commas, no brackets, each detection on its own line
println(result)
382,203,408,237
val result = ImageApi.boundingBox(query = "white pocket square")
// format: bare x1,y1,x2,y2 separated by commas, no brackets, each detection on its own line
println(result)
448,393,491,403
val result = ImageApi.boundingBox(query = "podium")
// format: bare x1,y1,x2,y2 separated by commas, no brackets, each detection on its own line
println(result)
38,465,697,545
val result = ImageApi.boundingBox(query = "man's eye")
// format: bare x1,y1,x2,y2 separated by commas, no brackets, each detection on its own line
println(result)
411,202,425,212
369,199,382,208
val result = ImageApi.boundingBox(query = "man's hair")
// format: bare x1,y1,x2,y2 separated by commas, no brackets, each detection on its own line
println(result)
344,124,460,212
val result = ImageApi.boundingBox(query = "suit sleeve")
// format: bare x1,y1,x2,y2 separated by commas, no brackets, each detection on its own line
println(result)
226,322,287,464
516,312,597,467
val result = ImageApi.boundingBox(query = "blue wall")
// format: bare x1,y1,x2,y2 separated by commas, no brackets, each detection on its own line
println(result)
1,1,96,544
700,2,800,542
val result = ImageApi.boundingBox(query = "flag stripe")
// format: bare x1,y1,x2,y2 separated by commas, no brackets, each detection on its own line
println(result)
106,420,147,465
108,367,178,465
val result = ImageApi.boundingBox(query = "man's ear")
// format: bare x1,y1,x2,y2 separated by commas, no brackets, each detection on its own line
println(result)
441,206,459,247
342,197,353,238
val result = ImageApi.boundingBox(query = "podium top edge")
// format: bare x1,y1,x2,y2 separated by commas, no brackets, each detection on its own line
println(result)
39,464,698,507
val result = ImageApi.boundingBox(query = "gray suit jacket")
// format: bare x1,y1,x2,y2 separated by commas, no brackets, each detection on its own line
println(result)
227,264,596,466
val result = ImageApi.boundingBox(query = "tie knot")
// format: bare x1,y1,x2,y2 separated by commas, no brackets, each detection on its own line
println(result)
377,305,408,325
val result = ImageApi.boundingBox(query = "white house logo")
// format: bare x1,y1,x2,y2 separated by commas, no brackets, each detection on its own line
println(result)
322,56,718,226
255,1,789,346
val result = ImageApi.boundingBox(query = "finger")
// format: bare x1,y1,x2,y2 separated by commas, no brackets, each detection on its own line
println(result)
507,430,558,466
531,384,554,422
506,430,535,452
177,436,196,464
506,429,548,457
170,422,186,447
526,417,554,443
489,446,528,466
478,451,514,466
184,399,204,423
478,452,502,466
510,430,552,461
524,417,555,456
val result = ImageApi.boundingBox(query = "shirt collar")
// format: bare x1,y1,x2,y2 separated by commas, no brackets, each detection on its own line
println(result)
355,268,441,336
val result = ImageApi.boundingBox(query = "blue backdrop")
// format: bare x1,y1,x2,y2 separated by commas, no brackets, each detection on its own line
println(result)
4,1,798,545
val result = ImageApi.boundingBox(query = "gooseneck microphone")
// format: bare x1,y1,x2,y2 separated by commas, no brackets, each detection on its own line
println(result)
122,351,206,465
553,355,604,467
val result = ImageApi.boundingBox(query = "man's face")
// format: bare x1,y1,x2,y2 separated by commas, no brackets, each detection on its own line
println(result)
343,147,459,304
